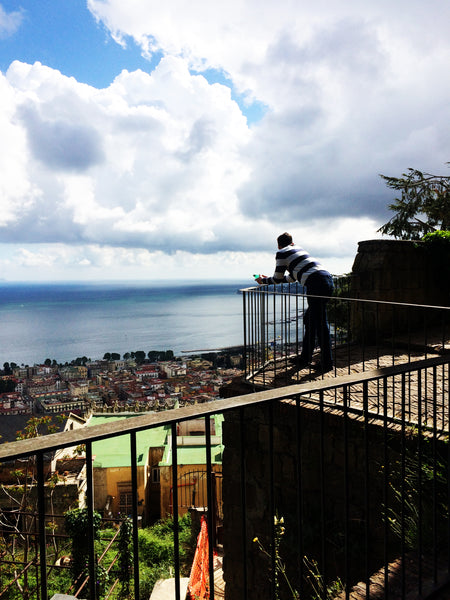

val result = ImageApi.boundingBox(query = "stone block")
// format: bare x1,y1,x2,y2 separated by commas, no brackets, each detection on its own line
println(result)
51,596,84,600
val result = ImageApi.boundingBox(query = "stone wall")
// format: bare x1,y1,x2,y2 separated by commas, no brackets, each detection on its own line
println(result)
350,239,449,340
222,401,412,600
351,239,448,305
0,482,81,536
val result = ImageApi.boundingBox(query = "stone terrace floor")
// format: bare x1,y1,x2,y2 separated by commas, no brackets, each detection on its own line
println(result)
248,327,450,433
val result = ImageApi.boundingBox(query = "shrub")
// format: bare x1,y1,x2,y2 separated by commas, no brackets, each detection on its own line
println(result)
64,508,102,584
137,513,194,596
421,230,450,297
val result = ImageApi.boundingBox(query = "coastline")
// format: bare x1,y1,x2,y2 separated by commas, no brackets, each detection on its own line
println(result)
0,280,249,366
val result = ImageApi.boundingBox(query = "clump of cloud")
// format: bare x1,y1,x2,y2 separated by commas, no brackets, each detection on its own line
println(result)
0,0,449,280
0,4,24,39
1,58,256,253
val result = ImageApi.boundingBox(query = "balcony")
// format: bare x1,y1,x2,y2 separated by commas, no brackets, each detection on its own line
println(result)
0,285,450,600
241,280,450,389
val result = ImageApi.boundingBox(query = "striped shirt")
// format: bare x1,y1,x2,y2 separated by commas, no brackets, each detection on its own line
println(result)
261,244,328,287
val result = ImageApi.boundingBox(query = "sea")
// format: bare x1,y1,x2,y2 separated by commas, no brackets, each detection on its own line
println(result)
0,280,251,366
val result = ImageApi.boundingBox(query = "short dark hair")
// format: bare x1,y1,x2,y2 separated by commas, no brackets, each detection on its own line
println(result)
277,232,293,247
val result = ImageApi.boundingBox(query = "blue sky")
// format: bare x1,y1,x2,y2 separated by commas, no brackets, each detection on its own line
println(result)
0,1,159,86
0,0,449,281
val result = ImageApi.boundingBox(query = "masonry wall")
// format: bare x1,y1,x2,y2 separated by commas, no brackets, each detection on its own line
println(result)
93,465,146,518
222,401,407,600
350,239,449,340
0,482,81,536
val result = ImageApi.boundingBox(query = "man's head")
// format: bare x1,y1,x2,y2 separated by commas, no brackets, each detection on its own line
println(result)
277,232,293,249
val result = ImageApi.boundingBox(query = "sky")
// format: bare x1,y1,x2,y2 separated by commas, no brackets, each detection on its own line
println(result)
0,0,449,282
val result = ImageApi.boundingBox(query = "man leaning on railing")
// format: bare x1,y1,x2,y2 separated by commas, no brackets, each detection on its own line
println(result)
255,232,334,373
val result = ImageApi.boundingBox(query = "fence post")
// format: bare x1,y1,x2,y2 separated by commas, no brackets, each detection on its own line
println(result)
37,453,47,600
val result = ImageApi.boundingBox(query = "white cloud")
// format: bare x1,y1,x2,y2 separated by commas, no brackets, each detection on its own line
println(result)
0,81,35,225
0,212,380,282
1,58,254,253
0,4,24,39
1,0,449,280
87,1,450,226
87,1,450,96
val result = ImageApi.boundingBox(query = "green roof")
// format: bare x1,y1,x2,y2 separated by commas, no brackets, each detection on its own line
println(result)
159,414,224,466
89,414,168,468
160,444,223,466
89,413,224,469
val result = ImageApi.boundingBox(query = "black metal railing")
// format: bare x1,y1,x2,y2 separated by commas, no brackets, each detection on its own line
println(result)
1,355,449,599
241,281,450,388
221,356,450,600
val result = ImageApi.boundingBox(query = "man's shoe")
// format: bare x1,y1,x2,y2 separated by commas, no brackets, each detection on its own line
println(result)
312,362,333,374
293,356,310,369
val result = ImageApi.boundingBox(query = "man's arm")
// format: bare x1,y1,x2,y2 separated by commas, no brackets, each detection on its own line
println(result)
256,248,295,285
258,263,293,285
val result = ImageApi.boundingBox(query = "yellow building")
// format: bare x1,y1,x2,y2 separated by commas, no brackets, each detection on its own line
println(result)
158,416,223,520
90,414,167,525
89,413,223,526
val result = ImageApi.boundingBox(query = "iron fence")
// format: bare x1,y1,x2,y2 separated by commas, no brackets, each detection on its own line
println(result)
241,280,450,388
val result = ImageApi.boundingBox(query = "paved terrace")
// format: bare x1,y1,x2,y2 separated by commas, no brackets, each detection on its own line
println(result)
249,326,450,433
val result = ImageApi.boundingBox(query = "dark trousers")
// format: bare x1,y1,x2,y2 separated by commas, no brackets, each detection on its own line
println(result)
300,271,334,367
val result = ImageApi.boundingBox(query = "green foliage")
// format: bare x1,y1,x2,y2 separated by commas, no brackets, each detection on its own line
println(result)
64,508,102,584
327,274,352,343
46,569,72,599
134,351,146,364
302,556,344,600
147,350,174,361
74,443,86,456
253,515,299,600
15,416,59,440
117,518,133,597
102,349,176,363
138,514,192,563
101,352,120,361
0,417,62,600
378,166,450,239
71,356,89,365
0,378,16,393
1,501,194,599
138,528,174,563
138,513,193,596
422,229,450,245
421,230,450,295
139,563,174,599
254,515,344,600
383,434,449,552
0,572,39,600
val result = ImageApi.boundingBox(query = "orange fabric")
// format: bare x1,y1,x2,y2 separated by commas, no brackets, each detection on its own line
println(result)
187,515,210,600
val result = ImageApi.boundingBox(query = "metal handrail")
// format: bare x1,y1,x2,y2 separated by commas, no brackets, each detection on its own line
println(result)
241,283,450,311
240,282,450,387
